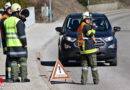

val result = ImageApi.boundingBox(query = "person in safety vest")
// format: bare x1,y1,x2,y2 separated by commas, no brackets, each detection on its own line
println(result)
4,3,30,82
0,2,12,82
77,11,99,85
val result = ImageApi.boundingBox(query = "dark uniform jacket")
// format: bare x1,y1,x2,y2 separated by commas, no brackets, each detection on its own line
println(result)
80,23,96,55
0,13,9,54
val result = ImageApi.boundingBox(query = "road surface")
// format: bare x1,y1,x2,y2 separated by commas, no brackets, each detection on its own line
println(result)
40,9,130,90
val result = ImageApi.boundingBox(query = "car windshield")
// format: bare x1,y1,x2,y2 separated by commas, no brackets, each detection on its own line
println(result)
66,16,110,32
66,18,81,32
92,17,110,31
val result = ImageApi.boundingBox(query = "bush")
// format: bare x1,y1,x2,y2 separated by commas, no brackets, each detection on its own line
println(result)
78,0,117,6
77,0,88,6
119,0,130,5
0,0,28,9
77,0,102,6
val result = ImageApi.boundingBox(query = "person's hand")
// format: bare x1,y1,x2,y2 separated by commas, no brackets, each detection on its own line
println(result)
93,22,96,26
24,45,27,48
93,22,98,28
94,39,97,44
92,35,97,44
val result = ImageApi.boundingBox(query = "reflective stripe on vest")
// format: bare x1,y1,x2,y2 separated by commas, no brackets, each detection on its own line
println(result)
4,16,22,47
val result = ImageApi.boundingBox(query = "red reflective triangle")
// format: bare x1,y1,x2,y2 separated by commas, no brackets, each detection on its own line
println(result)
50,60,71,79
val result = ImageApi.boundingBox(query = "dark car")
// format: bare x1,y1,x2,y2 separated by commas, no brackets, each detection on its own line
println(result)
56,13,120,66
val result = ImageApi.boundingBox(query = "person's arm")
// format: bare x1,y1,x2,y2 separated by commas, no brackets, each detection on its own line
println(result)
1,18,6,39
82,25,93,37
16,20,27,47
83,25,97,43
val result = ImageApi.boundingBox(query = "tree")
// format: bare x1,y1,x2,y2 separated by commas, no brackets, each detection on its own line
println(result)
78,0,88,6
0,0,28,9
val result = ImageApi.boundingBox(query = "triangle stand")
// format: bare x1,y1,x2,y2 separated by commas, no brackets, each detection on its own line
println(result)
49,60,75,83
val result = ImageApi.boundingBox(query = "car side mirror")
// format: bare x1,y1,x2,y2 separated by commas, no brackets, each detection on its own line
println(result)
114,26,121,32
55,27,63,34
113,26,121,36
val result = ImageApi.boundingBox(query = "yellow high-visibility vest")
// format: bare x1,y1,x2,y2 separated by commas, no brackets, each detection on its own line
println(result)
4,16,22,47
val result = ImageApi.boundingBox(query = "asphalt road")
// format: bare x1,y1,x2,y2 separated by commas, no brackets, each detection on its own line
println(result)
40,9,130,90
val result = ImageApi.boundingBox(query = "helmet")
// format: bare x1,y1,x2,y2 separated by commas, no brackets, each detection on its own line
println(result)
4,2,12,11
21,9,30,17
82,11,92,20
11,3,21,12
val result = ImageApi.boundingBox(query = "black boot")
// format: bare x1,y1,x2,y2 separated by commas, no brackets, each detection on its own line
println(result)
13,78,20,83
81,81,87,85
94,80,99,85
21,78,30,82
4,78,13,83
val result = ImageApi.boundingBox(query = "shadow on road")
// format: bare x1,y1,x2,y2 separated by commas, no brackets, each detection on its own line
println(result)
50,81,81,85
41,61,111,67
41,61,56,67
41,61,81,67
50,81,95,85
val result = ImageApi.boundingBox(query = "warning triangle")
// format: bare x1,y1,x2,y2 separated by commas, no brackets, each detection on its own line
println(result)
50,60,71,80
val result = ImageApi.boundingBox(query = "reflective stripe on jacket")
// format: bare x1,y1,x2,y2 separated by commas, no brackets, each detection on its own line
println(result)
80,40,97,54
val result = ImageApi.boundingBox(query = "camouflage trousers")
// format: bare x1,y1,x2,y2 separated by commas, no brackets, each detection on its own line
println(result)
10,57,28,80
81,54,99,84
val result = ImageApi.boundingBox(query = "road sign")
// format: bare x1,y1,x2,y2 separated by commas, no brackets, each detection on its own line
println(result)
50,60,71,80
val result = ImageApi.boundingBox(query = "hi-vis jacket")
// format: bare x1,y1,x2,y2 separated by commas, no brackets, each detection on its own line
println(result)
4,15,27,57
0,14,9,54
77,22,97,55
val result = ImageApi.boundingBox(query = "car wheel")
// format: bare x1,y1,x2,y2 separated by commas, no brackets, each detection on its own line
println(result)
61,58,68,66
110,56,117,66
58,49,67,66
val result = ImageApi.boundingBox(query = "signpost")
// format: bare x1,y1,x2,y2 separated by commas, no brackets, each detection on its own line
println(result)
49,0,52,22
88,0,90,10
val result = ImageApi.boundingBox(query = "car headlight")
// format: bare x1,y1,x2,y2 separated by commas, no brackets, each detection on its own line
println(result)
66,37,76,42
104,36,113,42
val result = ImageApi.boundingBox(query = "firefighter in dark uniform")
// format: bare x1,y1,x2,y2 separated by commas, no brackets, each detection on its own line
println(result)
0,2,12,82
4,3,30,82
77,11,99,85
